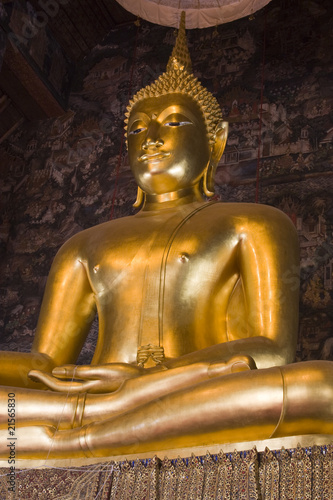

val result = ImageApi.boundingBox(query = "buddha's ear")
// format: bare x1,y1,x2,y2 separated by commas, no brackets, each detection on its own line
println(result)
203,121,228,197
133,186,145,208
211,121,229,166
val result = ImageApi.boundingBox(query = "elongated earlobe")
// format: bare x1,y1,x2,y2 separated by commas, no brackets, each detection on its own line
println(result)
203,165,214,197
204,121,229,196
133,186,145,208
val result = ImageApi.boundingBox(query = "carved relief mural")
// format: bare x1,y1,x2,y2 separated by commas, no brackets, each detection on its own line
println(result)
0,0,332,364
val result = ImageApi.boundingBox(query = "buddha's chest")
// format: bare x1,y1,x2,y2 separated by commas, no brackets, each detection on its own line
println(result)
86,214,236,301
85,207,240,363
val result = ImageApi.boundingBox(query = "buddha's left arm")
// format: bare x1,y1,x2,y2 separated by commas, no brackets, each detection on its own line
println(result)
156,206,299,372
236,206,300,367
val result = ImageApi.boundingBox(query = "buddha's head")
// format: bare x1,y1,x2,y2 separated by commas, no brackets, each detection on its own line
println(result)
125,13,228,206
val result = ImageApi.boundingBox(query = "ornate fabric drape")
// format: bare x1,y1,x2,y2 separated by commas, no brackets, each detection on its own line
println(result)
1,445,332,499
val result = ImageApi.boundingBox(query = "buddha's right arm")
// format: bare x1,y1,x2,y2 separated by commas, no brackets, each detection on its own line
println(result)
0,237,96,388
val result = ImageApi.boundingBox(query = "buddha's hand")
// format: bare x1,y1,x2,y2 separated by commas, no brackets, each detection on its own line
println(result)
28,363,145,394
208,355,257,378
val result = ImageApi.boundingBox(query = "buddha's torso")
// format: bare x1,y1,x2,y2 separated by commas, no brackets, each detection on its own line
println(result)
77,202,254,365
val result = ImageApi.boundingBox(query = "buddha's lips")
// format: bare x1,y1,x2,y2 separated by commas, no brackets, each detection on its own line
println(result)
139,152,171,162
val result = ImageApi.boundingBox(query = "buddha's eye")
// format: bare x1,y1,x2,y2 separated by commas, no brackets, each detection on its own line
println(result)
129,127,146,136
164,121,192,127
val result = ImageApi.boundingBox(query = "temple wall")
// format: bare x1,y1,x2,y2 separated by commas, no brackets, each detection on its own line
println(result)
0,0,332,364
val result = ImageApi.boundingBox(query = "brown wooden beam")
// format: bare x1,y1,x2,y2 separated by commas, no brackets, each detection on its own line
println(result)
0,42,65,120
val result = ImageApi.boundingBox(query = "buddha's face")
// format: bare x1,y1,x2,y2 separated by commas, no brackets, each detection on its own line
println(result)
127,94,210,196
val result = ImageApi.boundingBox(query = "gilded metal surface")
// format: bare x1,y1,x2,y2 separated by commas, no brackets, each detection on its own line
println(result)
137,344,165,367
0,15,333,461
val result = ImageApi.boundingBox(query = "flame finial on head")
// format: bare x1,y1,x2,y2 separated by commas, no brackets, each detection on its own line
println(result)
166,11,192,73
125,12,223,145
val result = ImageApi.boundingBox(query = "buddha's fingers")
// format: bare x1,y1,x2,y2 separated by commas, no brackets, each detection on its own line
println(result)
29,366,142,394
229,354,257,371
208,355,256,378
52,364,77,378
52,363,144,381
28,370,98,393
52,364,111,379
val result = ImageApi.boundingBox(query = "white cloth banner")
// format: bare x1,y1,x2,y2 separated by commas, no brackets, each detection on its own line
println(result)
115,0,272,28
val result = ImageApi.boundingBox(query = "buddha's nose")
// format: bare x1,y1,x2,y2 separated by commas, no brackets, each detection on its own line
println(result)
142,122,164,150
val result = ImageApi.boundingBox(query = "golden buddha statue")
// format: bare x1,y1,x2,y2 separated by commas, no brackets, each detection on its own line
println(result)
1,14,333,459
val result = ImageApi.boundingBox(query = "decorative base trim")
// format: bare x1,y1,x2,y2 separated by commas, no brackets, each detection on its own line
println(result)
0,439,333,499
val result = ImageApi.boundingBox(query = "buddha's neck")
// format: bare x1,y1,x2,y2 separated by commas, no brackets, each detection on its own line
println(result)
141,185,205,212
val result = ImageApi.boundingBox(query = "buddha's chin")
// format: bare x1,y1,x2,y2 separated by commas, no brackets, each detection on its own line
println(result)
140,173,175,194
148,165,167,176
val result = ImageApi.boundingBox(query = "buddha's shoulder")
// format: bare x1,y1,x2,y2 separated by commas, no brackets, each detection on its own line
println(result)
204,201,290,220
198,202,296,232
54,215,135,257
